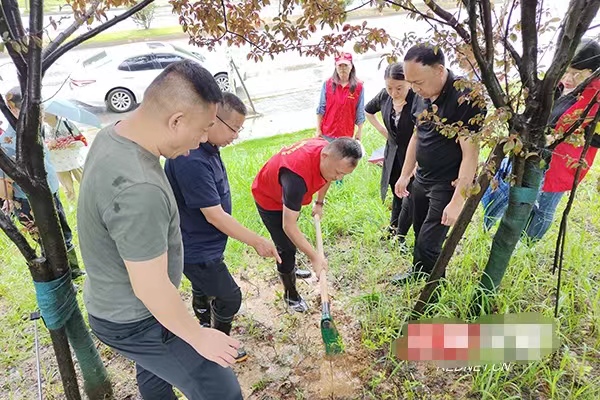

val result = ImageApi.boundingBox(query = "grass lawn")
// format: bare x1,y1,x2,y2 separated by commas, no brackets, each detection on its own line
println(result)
79,25,186,46
1,126,600,399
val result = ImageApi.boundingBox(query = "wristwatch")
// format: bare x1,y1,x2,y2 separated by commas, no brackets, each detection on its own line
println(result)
315,200,325,206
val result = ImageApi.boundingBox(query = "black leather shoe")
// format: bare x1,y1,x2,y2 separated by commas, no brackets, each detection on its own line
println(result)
391,270,429,286
295,268,312,278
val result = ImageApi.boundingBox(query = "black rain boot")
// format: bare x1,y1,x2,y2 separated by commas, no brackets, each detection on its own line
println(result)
192,293,212,328
67,246,85,279
211,313,248,363
279,270,309,313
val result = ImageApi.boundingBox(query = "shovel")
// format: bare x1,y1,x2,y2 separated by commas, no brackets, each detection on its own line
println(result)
314,215,344,355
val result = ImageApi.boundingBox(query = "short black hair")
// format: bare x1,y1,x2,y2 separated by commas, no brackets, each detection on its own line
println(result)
221,92,247,116
404,44,445,67
384,62,405,80
326,137,363,166
571,38,600,72
146,59,222,106
7,86,23,109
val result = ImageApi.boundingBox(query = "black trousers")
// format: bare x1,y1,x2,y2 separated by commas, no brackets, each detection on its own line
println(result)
411,179,455,275
184,257,242,324
389,176,414,238
256,204,296,274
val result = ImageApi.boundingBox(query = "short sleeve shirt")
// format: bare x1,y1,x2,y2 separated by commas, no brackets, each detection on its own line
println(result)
164,143,232,264
412,70,486,185
77,125,183,323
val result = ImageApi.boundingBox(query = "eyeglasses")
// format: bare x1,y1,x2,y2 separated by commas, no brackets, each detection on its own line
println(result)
216,115,244,134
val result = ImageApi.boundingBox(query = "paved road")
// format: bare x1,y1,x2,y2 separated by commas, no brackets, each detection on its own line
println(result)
2,4,598,142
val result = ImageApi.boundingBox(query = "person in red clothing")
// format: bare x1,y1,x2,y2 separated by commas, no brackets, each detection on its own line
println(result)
252,137,362,312
481,39,600,241
526,38,600,240
316,52,365,141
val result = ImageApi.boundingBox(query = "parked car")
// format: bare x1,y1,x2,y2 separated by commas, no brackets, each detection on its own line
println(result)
68,41,235,113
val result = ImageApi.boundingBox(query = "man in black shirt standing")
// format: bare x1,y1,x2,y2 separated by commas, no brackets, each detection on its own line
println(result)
393,44,485,284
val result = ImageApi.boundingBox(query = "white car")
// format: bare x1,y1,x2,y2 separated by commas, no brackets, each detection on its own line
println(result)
68,41,235,113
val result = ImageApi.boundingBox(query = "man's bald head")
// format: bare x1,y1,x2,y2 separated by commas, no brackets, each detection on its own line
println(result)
143,60,223,116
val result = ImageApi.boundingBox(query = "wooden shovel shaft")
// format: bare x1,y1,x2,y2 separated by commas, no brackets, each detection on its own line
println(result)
314,215,329,304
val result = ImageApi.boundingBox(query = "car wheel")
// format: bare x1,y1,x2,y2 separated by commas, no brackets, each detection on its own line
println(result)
106,88,136,113
214,73,231,92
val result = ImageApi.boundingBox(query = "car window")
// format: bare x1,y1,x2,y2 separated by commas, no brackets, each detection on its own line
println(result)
154,53,186,69
118,55,159,72
82,51,111,68
171,45,205,62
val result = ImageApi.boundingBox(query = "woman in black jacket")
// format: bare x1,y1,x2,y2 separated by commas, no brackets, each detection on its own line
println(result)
365,62,416,246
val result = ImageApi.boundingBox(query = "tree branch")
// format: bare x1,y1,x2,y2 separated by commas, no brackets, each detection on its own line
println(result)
0,0,27,81
464,0,505,109
547,96,599,150
2,0,24,37
420,0,471,41
42,0,102,62
385,0,454,29
42,0,155,73
569,68,600,100
537,0,600,138
344,0,371,15
0,147,29,187
18,0,44,178
479,0,494,64
520,0,539,90
503,0,523,75
0,209,37,261
0,94,17,129
540,0,599,99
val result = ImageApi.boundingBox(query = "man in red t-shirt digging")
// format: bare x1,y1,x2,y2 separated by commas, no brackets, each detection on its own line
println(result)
252,137,362,312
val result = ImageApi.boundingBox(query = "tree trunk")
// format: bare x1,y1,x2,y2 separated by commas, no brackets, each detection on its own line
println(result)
470,154,546,316
27,188,113,400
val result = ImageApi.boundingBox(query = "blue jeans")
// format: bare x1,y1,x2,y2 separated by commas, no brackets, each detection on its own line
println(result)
481,156,564,241
89,315,242,400
525,191,564,241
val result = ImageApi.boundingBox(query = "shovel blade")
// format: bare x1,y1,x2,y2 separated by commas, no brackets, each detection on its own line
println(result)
321,317,344,355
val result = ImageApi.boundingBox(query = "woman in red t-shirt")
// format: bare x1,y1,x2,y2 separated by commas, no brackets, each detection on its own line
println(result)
315,52,365,141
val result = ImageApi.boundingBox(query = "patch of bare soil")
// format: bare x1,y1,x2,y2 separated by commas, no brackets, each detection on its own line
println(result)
233,270,368,399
